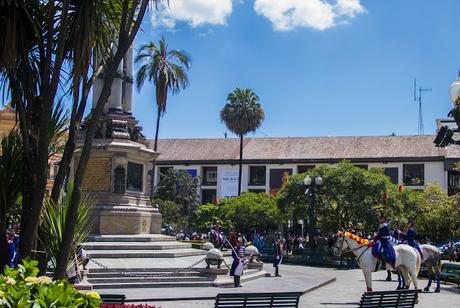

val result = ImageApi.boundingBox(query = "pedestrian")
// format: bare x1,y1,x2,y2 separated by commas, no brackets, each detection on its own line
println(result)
273,238,283,277
230,239,245,287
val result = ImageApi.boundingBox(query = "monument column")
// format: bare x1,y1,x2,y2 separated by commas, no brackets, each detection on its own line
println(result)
123,45,134,113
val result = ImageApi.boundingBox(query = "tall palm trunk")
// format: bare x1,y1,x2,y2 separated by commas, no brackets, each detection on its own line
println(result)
150,107,161,200
238,134,243,196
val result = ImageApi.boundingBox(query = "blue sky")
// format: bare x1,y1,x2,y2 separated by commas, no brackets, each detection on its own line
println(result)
129,0,460,139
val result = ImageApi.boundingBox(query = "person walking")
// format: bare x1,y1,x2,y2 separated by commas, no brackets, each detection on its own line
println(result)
273,238,283,277
230,239,245,287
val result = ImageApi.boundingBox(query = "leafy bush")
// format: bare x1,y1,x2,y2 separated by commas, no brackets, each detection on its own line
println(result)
193,193,283,233
0,259,100,307
40,181,95,273
156,199,188,230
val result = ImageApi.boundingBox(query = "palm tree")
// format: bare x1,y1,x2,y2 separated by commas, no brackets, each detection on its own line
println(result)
135,37,191,199
135,37,191,152
221,88,265,196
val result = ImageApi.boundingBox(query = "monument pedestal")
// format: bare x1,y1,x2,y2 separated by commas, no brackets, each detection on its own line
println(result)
74,109,161,235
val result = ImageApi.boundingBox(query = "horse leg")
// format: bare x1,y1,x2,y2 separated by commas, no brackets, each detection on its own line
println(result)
363,270,373,292
396,270,404,290
409,268,419,304
400,266,411,289
386,269,392,281
435,265,441,293
424,265,432,292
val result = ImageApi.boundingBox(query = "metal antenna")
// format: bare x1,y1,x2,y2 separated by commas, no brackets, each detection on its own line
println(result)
413,78,432,135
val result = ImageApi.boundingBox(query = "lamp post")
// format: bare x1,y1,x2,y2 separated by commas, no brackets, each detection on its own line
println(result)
434,72,460,147
304,175,323,249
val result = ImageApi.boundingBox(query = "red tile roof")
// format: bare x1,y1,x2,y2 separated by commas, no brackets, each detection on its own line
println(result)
152,135,452,163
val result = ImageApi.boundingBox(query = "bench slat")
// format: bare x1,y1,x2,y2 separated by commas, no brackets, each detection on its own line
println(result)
215,292,302,308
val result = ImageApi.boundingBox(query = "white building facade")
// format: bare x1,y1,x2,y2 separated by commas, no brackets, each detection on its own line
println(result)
151,131,460,204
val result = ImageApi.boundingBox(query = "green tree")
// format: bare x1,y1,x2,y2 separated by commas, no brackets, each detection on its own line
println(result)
413,183,453,242
220,88,265,195
135,37,191,200
135,37,191,152
154,169,200,226
278,161,396,235
156,199,188,231
218,192,283,233
192,203,230,231
0,1,155,279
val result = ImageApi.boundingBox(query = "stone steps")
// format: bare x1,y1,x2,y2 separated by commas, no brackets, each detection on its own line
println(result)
84,248,207,259
77,234,266,290
87,275,213,284
87,234,175,242
81,241,191,250
91,281,214,289
87,271,202,278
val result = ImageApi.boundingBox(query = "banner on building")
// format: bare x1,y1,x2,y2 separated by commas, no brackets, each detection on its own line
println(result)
220,169,239,198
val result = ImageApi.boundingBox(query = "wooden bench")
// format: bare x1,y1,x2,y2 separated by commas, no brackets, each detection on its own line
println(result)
359,289,420,308
215,292,302,308
100,294,126,304
439,263,460,287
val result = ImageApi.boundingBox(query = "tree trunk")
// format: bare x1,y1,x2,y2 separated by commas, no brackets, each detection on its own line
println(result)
238,134,243,196
53,58,120,280
150,107,161,200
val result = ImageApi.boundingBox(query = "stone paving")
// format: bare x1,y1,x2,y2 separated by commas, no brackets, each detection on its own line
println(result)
129,264,459,308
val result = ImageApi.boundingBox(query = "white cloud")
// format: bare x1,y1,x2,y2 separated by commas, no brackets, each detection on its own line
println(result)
254,0,366,31
151,0,233,29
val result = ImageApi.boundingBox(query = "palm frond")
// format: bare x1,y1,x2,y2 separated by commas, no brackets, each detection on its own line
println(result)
220,88,265,136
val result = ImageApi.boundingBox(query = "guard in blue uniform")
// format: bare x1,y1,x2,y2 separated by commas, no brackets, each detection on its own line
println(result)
403,220,423,258
230,240,245,287
273,238,283,277
372,215,396,268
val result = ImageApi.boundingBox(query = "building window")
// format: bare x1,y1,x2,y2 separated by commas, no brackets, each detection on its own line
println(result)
114,166,126,194
269,168,292,194
202,189,216,204
127,162,143,191
384,167,399,184
187,169,197,177
354,164,368,170
297,165,314,174
249,166,266,186
403,164,424,186
249,189,266,194
448,171,460,196
202,167,217,186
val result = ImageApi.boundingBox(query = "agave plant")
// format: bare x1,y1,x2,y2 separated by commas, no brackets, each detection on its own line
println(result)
40,182,95,273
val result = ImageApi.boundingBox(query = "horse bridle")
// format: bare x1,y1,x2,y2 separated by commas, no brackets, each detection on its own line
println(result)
335,234,370,265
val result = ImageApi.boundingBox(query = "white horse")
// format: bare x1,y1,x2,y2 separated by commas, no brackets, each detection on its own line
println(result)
332,232,421,292
388,236,442,292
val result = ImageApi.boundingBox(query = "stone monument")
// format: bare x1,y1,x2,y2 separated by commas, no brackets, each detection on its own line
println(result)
74,46,161,235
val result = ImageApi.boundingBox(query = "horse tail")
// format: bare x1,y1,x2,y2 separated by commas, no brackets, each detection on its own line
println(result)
416,249,421,274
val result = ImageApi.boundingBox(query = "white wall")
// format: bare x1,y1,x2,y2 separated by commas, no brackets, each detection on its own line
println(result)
155,160,448,201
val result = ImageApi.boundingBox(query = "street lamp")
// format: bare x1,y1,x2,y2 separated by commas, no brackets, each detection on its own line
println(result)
304,175,323,249
434,72,460,147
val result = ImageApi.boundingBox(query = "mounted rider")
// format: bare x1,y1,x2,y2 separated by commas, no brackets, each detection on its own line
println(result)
372,215,396,268
402,219,423,258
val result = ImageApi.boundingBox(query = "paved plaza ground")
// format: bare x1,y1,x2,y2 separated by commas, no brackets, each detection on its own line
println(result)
123,263,459,308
